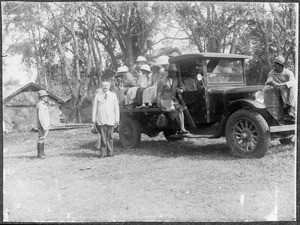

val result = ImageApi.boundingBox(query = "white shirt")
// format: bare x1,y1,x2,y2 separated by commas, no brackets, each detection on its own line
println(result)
92,91,120,126
266,68,296,88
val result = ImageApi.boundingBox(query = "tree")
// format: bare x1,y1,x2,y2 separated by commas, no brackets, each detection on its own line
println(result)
93,2,166,69
3,2,49,88
173,2,251,53
245,3,296,84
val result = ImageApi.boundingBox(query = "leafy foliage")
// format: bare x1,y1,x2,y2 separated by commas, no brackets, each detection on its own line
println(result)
3,2,297,120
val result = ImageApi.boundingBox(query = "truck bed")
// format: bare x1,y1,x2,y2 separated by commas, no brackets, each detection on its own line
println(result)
120,107,162,114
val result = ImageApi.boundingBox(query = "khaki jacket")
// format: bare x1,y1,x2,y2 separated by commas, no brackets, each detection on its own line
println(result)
36,100,50,130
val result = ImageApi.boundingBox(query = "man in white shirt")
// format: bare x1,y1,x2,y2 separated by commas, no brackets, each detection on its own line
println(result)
92,81,120,157
265,55,296,120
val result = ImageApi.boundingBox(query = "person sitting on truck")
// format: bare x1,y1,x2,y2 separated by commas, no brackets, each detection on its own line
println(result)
112,65,137,106
125,64,152,108
265,55,296,120
134,64,153,107
132,56,148,79
156,63,190,135
158,56,170,78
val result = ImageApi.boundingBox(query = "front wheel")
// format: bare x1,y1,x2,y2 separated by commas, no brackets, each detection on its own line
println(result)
225,109,270,158
119,117,141,148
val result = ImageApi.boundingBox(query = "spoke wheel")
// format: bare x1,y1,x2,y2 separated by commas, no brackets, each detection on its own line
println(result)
225,109,270,158
231,118,258,152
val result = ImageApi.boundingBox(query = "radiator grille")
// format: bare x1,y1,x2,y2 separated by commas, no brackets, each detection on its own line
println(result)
263,86,283,120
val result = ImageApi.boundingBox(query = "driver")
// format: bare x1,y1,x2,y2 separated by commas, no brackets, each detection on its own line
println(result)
265,55,296,120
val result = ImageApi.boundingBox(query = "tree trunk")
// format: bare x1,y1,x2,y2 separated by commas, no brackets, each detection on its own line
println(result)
38,25,48,90
30,28,42,86
56,34,79,123
125,35,135,69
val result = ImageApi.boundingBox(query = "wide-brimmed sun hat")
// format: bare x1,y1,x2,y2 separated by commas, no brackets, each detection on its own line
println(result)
116,65,129,74
156,55,169,66
136,56,147,62
140,64,151,73
274,55,285,66
38,90,49,98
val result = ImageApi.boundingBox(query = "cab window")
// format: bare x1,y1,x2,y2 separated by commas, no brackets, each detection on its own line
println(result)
206,59,244,84
179,59,204,92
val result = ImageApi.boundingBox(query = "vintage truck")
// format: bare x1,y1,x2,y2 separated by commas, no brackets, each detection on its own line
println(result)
118,53,295,158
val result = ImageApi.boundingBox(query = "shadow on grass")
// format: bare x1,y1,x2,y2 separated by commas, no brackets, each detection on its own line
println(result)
55,136,235,160
12,155,38,160
61,151,100,158
114,138,235,161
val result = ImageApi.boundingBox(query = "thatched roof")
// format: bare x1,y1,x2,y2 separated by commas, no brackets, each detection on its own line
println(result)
3,82,65,104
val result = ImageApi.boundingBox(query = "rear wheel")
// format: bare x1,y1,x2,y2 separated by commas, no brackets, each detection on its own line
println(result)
225,109,270,158
119,117,141,148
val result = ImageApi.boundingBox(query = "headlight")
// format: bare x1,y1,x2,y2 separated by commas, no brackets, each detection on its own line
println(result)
253,91,264,104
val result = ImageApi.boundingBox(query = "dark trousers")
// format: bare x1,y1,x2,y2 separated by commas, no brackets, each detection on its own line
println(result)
37,126,49,144
96,124,114,156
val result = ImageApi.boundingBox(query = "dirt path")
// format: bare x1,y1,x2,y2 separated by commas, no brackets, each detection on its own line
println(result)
3,128,296,222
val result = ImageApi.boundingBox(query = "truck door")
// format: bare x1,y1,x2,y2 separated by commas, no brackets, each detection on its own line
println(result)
178,58,207,124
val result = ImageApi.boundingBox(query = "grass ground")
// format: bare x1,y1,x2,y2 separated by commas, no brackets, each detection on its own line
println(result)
3,128,296,222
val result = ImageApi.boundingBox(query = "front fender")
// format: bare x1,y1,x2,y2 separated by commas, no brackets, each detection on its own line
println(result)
214,99,280,137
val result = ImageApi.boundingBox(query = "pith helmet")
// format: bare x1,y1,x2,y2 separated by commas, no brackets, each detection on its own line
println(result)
274,55,285,66
136,56,147,62
38,90,49,98
156,55,169,66
140,64,151,73
116,65,129,74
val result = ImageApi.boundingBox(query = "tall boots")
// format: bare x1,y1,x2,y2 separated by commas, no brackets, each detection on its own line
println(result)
37,142,45,159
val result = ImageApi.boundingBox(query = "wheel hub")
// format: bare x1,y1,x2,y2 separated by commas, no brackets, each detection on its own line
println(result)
241,130,250,140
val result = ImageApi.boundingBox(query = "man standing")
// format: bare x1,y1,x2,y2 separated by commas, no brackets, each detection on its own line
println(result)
36,90,50,159
265,55,296,120
92,81,120,158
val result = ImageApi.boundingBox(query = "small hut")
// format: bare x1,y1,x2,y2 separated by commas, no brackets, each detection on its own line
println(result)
3,82,64,132
60,97,93,123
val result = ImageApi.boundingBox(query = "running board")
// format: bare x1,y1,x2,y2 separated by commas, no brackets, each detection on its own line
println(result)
169,134,215,139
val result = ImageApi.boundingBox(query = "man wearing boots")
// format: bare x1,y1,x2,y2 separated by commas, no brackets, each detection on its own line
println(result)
36,90,50,159
92,81,120,158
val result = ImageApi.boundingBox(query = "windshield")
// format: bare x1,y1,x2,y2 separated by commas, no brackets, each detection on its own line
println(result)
206,59,244,84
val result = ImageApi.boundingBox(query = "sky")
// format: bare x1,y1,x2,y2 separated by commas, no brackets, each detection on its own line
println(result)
2,54,37,85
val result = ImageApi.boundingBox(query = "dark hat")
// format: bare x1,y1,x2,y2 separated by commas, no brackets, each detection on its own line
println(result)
167,63,178,72
38,90,49,98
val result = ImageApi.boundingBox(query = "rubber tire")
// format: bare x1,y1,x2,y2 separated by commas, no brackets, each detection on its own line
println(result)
119,116,141,148
225,109,270,158
163,129,184,142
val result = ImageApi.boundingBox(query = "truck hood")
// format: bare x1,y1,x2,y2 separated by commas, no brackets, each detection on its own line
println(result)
208,85,265,102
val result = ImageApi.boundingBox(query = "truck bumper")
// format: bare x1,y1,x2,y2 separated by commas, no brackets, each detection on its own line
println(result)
270,124,295,133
